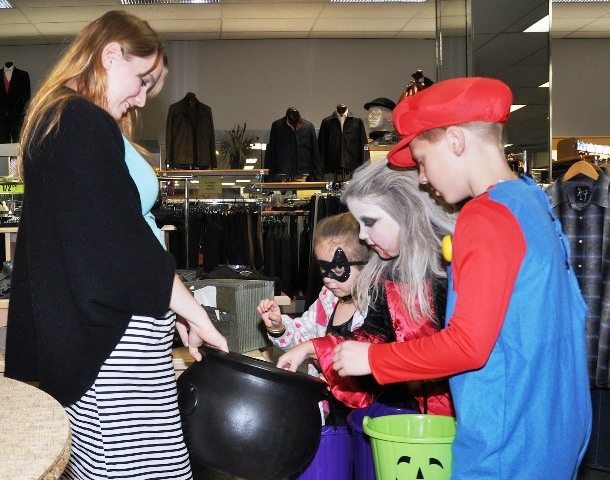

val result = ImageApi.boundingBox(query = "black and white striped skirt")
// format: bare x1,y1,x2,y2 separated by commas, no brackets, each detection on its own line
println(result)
61,311,193,480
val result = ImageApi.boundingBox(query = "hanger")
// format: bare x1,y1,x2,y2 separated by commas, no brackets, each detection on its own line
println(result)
562,154,601,182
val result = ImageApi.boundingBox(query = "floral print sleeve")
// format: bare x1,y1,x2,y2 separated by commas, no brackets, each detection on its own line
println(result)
267,287,337,351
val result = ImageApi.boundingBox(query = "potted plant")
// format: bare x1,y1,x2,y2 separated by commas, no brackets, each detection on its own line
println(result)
218,122,257,169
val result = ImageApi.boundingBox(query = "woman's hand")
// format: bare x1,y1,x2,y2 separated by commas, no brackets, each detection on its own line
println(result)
332,340,373,376
170,275,229,360
257,299,283,330
176,312,228,360
276,341,315,372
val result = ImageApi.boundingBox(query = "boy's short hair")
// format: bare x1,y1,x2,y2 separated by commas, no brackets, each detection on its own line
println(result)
387,77,513,168
418,121,507,150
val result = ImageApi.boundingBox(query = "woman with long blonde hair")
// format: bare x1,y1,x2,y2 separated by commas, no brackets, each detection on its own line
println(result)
5,11,226,479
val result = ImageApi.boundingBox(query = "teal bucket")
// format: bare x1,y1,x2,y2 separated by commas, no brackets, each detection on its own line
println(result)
362,414,456,480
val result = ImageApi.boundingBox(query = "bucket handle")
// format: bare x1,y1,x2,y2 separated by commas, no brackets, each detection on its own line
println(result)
364,383,428,417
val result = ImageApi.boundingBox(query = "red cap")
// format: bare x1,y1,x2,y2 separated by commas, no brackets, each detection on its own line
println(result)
387,77,513,168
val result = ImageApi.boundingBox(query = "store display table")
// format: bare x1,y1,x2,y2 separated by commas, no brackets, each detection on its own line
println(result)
0,376,71,479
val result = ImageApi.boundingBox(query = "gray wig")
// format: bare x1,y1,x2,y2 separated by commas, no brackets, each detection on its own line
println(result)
342,159,457,323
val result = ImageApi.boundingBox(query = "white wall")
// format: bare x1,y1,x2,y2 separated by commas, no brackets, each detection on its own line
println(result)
0,38,437,146
2,38,609,144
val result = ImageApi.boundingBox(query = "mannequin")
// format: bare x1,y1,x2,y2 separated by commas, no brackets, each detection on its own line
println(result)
363,97,397,143
265,107,322,181
287,107,301,127
165,92,217,169
318,102,369,178
0,61,31,143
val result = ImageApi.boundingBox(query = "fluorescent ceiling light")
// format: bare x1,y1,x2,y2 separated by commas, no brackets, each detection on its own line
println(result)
510,105,526,112
538,82,549,88
331,0,427,3
245,158,258,164
243,166,255,170
236,179,252,183
524,15,549,33
0,0,13,7
121,0,217,4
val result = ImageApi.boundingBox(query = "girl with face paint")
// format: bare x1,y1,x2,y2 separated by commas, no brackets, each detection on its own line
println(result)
275,160,457,417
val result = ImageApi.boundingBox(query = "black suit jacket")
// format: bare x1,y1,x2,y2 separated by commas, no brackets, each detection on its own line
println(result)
0,67,31,124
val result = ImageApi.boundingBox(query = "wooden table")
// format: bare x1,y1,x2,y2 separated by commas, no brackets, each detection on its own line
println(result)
0,376,71,479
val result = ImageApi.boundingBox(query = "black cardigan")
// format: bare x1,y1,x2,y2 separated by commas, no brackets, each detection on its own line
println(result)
4,98,176,406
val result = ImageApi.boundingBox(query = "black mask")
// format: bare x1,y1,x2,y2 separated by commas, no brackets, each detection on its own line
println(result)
317,247,366,283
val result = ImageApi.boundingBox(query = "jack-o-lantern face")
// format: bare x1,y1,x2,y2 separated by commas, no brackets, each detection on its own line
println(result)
396,455,446,479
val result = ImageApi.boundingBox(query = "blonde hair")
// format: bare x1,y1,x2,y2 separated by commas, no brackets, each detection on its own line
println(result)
19,10,167,168
342,160,457,323
313,212,370,264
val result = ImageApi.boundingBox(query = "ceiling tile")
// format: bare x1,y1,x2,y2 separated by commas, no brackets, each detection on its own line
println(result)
35,22,88,36
150,19,221,33
224,18,314,31
313,17,408,31
222,3,323,18
125,5,222,20
0,10,29,23
321,3,427,19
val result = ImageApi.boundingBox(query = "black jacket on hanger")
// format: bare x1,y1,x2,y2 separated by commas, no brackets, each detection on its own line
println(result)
318,111,369,174
165,92,217,168
0,65,31,143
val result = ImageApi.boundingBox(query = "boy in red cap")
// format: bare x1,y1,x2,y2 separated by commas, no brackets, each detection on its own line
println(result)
333,77,592,479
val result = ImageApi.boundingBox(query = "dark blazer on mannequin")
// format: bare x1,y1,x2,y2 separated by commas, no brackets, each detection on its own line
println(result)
265,115,322,181
165,93,217,168
318,111,369,174
0,66,31,142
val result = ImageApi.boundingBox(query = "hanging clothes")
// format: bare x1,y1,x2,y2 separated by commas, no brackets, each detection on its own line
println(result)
545,169,610,388
318,109,369,174
165,93,217,169
0,64,30,143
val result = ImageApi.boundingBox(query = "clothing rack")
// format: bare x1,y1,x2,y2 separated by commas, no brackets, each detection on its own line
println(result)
157,169,267,267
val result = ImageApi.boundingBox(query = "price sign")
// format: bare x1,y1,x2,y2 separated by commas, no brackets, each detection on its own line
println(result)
198,177,222,197
0,183,23,194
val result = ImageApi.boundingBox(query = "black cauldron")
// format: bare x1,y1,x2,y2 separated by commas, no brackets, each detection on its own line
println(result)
177,345,328,480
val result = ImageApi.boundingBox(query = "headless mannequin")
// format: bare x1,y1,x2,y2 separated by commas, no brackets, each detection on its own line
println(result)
286,107,301,128
186,91,197,108
3,62,13,83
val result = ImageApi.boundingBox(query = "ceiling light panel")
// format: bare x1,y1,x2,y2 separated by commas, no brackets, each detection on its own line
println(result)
120,0,218,4
330,0,427,3
0,0,13,8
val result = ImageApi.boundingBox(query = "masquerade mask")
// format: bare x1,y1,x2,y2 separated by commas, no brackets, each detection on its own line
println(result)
317,247,366,283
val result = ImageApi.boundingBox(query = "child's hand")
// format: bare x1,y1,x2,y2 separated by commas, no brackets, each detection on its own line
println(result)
276,341,314,372
332,340,372,376
257,298,283,330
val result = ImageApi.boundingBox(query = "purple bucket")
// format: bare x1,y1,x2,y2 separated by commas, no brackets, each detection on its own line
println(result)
290,425,353,480
347,402,418,480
